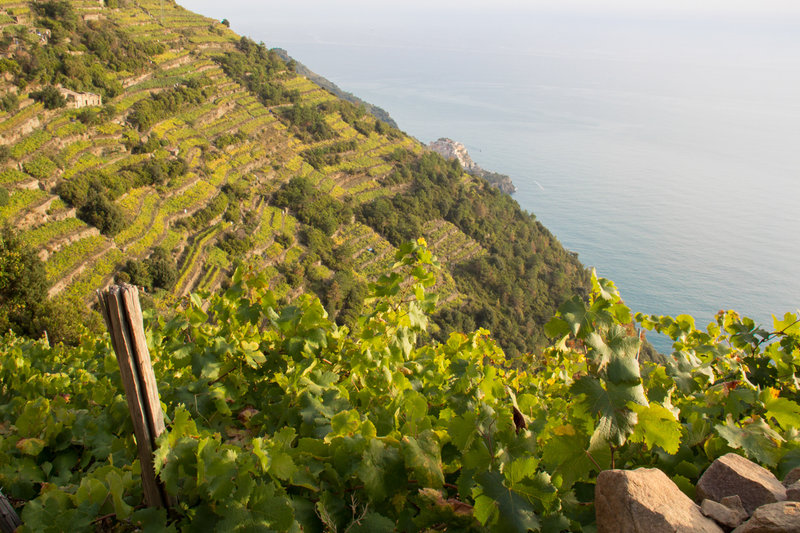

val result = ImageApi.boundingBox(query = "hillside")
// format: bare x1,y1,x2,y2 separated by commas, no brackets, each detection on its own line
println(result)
0,0,587,353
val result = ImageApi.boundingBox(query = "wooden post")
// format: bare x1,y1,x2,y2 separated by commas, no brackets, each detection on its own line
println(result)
97,284,168,509
0,489,21,533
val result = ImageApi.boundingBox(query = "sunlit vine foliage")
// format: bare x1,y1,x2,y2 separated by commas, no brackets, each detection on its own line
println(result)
1,241,798,531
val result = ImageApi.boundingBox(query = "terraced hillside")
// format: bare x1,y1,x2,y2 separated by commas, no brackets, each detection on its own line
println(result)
0,0,588,354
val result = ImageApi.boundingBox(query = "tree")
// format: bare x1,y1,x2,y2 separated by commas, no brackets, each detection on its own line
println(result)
122,258,153,289
0,228,49,337
221,18,230,27
147,246,177,290
77,189,124,236
29,85,66,109
122,247,177,291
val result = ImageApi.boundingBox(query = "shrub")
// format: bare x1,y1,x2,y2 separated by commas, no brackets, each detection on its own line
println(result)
122,246,177,291
0,93,18,113
29,85,66,109
148,247,177,289
274,231,293,248
272,176,351,236
77,189,124,236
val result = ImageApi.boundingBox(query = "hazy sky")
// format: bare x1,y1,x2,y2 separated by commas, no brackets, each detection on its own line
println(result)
182,0,800,16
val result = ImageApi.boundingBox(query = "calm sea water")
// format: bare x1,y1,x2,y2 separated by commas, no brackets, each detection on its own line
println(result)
185,2,800,352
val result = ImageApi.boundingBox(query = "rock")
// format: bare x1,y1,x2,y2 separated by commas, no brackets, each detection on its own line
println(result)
784,467,800,487
697,454,787,514
787,481,800,502
732,501,800,533
427,138,516,194
595,468,724,533
428,138,479,172
702,498,748,529
720,495,751,518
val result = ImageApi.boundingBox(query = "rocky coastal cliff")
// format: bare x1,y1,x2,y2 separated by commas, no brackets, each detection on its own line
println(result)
428,137,516,194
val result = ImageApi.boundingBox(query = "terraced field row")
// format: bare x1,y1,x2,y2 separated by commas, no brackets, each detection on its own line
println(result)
61,247,126,302
106,8,151,27
115,190,159,249
174,221,229,297
195,263,222,293
27,218,89,252
353,242,395,279
422,219,486,264
238,114,276,137
44,234,108,284
9,129,52,159
277,245,299,266
162,179,217,217
0,103,42,137
0,188,48,224
280,77,318,93
335,223,396,279
201,107,254,138
178,101,220,124
61,152,105,180
112,91,154,113
152,49,191,65
0,168,33,186
70,0,104,11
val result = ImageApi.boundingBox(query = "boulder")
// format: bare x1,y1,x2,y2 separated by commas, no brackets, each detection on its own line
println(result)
596,468,723,533
697,454,787,514
702,498,748,529
784,467,800,488
787,481,800,502
732,502,800,533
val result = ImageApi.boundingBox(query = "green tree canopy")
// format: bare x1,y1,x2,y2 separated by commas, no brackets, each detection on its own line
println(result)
0,228,49,337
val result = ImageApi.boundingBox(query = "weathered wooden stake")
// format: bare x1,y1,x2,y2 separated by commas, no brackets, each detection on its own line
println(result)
97,284,169,509
0,489,21,533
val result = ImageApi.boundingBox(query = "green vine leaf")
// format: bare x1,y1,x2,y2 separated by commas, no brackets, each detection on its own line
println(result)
715,415,783,467
628,402,683,454
402,431,444,489
474,470,540,533
763,396,800,431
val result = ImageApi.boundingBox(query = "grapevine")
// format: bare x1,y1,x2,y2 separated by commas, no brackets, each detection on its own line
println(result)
1,243,799,531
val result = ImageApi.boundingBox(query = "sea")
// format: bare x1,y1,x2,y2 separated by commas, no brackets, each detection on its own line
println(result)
183,2,800,352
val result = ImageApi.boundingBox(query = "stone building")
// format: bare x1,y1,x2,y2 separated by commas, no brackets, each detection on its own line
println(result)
59,88,102,109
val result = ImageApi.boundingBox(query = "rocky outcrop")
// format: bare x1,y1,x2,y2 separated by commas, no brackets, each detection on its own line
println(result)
595,468,723,533
696,453,786,514
428,138,479,172
428,138,517,195
596,455,800,533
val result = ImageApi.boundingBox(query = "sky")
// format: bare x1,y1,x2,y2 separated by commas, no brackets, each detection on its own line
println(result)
180,0,800,71
182,0,800,17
